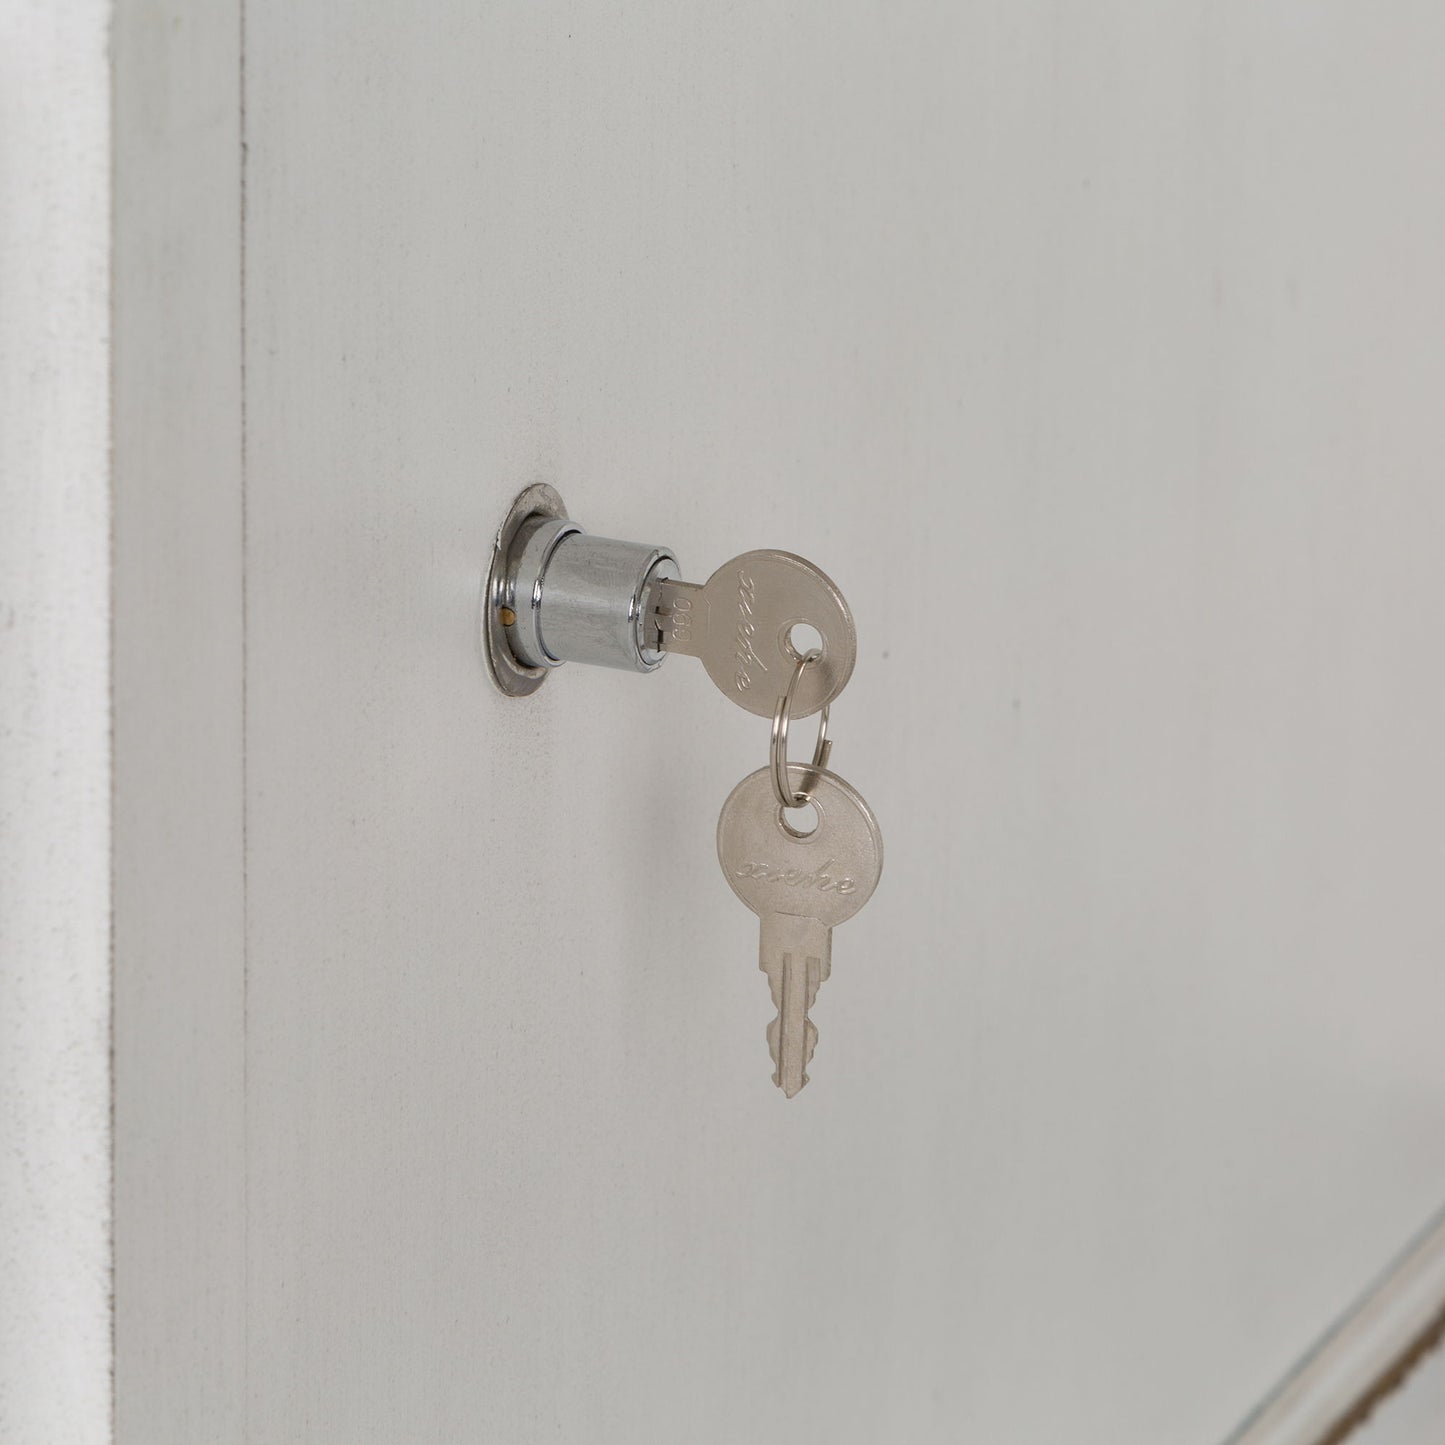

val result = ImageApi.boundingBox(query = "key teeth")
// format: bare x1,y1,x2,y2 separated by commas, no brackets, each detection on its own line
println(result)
766,1017,819,1098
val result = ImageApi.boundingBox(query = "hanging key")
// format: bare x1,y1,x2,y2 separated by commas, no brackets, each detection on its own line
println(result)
648,550,856,719
716,761,884,1097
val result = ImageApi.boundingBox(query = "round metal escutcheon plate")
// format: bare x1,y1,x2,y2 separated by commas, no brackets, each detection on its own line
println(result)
480,482,569,697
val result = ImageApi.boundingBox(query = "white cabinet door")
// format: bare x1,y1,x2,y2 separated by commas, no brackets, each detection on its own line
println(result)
115,4,1445,1442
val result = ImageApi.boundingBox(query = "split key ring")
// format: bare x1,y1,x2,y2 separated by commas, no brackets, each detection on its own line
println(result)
770,650,833,810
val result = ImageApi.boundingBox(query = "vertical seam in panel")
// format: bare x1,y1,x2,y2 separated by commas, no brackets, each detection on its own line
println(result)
239,0,250,1436
107,2,118,1435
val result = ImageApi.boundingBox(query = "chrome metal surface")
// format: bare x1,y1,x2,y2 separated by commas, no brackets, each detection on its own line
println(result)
528,530,678,673
504,514,582,669
481,483,570,697
483,485,678,689
717,763,883,1097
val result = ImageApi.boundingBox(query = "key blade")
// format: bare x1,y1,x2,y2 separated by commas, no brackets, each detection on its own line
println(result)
760,913,832,1098
766,953,824,1097
647,577,705,658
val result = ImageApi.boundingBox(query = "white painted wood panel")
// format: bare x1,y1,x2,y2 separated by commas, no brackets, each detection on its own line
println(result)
231,3,1445,1442
112,0,246,1439
0,5,112,1439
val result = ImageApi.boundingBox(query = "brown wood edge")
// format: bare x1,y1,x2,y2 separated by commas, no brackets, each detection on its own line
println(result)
1317,1298,1445,1445
1225,1205,1445,1445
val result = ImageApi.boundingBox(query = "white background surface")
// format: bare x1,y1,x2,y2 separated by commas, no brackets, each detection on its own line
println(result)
0,3,112,1440
233,4,1445,1442
6,2,1441,1442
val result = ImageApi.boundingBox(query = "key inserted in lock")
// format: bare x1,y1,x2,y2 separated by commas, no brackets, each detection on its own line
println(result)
482,483,857,713
481,485,879,1101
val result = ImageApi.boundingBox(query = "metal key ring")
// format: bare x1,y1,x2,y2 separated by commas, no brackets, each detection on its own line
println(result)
770,649,833,809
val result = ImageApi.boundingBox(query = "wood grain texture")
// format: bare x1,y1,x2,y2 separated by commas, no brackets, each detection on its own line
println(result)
112,0,246,1440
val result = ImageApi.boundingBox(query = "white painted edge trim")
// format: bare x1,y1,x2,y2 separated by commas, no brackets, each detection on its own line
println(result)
1225,1205,1445,1445
0,2,114,1441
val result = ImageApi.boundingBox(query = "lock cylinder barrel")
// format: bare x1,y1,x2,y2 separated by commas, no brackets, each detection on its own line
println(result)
502,516,677,673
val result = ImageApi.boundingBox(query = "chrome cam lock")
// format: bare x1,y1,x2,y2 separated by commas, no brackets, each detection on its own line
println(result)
483,484,856,717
